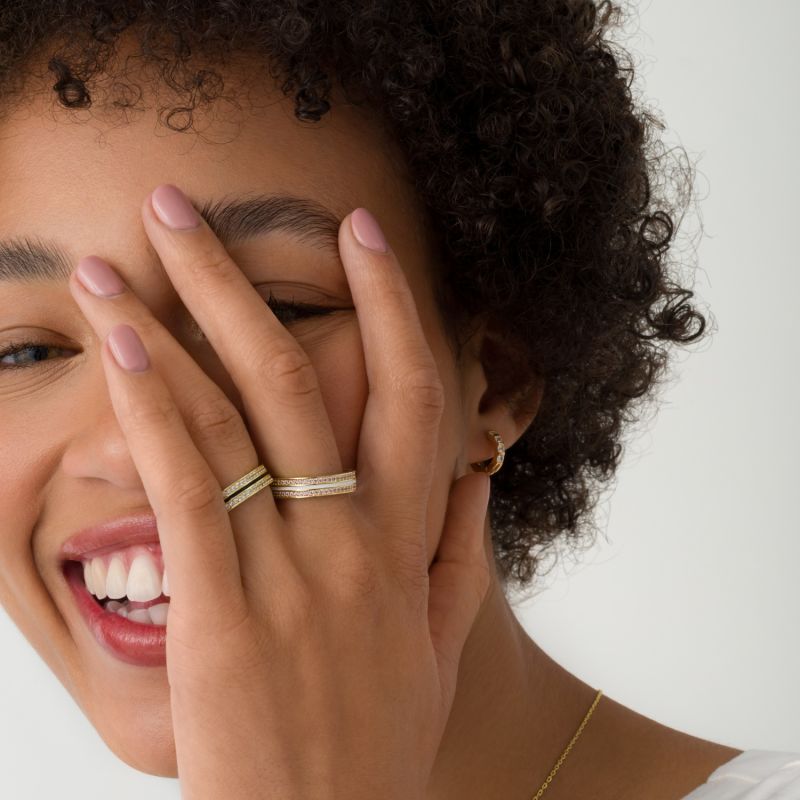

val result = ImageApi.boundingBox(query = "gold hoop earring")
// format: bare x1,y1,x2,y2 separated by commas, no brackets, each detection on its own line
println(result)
470,430,505,476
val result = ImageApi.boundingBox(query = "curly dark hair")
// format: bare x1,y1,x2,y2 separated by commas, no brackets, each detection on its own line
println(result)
0,0,708,592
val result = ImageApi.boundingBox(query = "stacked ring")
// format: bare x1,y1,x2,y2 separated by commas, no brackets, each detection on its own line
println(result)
222,464,274,512
270,470,357,499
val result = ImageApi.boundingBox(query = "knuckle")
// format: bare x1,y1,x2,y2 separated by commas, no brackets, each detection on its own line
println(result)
186,392,248,451
328,550,385,608
170,471,224,516
268,580,316,640
259,345,319,399
129,313,165,341
182,246,239,290
382,282,409,310
125,390,180,432
390,536,428,583
390,540,430,607
395,364,445,422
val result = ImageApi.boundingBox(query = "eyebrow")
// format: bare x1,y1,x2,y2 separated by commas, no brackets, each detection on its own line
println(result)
0,193,342,285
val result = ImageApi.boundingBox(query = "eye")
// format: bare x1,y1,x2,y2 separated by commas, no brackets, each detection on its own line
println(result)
264,292,344,326
0,340,75,371
0,294,347,372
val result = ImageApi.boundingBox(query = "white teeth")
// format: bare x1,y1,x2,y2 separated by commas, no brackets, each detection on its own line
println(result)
101,597,169,626
148,603,169,625
83,561,95,595
126,553,162,602
91,558,108,599
105,556,128,599
79,547,169,603
127,608,153,624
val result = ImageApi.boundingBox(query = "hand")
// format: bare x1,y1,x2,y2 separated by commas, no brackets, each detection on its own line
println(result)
68,184,492,800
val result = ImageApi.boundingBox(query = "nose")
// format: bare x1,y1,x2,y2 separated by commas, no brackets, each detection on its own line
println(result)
60,389,148,491
60,310,246,490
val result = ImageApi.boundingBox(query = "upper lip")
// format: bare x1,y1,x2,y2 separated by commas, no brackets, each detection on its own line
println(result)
59,510,161,561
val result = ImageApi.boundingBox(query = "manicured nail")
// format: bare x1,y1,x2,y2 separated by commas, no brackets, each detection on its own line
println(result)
75,256,126,297
350,208,388,253
150,184,201,230
108,324,150,372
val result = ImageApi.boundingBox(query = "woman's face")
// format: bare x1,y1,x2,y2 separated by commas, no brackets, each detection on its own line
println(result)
0,68,494,775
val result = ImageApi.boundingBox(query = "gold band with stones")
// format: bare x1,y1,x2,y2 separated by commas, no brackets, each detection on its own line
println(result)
469,429,505,476
270,469,357,499
222,464,274,512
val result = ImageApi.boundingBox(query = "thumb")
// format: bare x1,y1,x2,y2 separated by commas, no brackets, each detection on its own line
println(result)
427,470,492,707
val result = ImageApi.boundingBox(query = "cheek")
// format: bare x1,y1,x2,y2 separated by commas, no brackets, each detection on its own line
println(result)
0,391,177,776
0,417,74,681
0,416,51,602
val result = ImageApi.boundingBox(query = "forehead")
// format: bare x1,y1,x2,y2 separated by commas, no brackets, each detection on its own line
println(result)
0,68,420,271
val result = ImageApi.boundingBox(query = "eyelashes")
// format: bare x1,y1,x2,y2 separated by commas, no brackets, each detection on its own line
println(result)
186,294,341,341
265,293,343,325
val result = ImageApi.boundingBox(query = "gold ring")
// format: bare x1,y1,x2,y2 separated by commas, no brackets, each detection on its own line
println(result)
222,464,274,512
470,430,505,476
270,469,357,499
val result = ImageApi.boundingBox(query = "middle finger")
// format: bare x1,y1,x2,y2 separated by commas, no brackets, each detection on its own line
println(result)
142,183,345,491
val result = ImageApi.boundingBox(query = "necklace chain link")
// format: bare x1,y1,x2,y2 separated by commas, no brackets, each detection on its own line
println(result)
530,689,604,799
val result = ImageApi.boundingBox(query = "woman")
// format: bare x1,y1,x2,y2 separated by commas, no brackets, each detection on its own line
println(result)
0,1,796,798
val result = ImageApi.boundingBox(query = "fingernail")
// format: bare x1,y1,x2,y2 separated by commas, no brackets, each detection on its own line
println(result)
350,208,388,253
150,184,201,230
108,324,150,372
75,256,126,297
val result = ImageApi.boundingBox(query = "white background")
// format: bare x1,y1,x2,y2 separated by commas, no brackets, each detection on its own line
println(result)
2,1,798,796
516,0,800,757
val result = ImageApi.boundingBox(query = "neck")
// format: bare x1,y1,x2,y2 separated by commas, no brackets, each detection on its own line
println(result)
426,525,602,800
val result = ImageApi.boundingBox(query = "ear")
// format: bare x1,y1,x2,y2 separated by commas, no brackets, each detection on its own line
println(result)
459,321,544,470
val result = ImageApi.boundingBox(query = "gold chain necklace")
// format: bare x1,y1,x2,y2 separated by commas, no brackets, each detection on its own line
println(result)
530,689,604,799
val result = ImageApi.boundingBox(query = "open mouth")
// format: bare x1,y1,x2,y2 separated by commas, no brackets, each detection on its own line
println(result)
63,551,170,627
62,554,169,666
92,589,170,626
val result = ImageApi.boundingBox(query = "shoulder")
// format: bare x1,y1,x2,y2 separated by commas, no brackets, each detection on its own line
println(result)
559,692,748,800
548,690,797,800
679,749,800,799
597,696,748,799
604,703,800,800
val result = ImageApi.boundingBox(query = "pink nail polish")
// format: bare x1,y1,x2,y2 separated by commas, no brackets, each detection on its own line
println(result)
350,208,388,253
108,324,150,372
150,184,201,230
75,256,126,297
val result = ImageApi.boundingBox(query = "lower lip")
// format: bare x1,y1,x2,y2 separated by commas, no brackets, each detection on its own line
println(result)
64,561,167,667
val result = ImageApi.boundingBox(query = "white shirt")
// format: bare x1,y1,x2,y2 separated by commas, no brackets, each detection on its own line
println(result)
681,749,800,799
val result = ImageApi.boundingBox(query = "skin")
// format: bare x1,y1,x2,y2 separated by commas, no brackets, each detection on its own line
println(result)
0,54,742,798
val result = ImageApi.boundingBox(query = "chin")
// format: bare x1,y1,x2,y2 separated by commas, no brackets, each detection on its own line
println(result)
89,696,179,777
